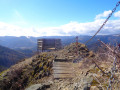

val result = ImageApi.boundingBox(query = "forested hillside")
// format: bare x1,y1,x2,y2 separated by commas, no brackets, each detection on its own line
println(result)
0,45,26,72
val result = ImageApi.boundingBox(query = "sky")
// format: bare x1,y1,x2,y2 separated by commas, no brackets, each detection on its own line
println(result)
0,0,120,36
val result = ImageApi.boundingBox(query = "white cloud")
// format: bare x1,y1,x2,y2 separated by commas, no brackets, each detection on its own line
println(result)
95,10,112,20
114,11,120,17
0,22,39,36
0,10,120,36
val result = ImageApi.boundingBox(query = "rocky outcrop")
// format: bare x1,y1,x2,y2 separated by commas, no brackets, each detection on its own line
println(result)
53,43,95,61
25,81,53,90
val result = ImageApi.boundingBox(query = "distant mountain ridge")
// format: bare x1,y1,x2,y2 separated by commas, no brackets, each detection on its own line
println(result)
0,35,120,50
0,35,93,50
0,36,37,50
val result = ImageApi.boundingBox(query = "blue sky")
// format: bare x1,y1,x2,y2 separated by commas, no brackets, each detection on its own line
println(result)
0,0,120,36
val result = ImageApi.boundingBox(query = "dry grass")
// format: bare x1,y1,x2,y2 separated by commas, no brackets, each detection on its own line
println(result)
0,53,55,90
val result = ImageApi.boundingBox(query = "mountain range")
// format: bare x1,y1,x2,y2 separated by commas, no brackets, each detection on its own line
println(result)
0,34,120,71
0,35,120,51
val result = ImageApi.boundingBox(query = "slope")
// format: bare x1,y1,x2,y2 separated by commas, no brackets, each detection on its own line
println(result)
0,45,26,71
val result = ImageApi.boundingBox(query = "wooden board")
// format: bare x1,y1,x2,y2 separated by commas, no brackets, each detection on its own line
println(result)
53,60,74,79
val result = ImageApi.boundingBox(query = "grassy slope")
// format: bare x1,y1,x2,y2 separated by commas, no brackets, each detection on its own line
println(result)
0,53,54,90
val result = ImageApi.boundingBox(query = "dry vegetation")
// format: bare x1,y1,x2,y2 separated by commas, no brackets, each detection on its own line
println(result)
79,43,120,90
0,53,55,90
1,42,120,90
